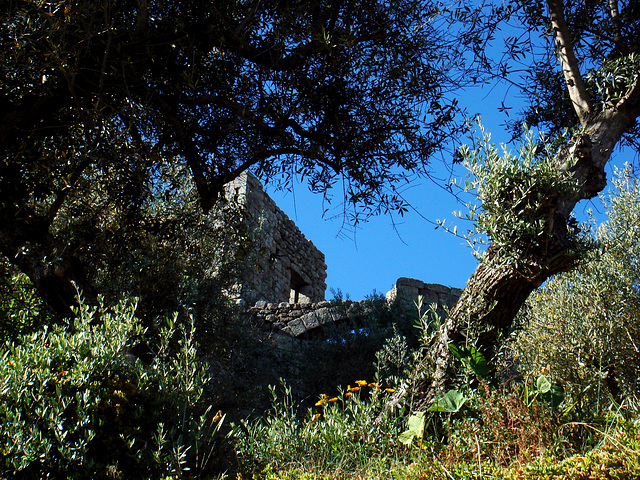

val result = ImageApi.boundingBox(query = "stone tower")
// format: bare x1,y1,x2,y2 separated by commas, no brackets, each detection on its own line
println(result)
225,171,327,305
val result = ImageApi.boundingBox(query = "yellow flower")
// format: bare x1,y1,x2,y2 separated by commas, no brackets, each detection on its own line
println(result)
345,391,352,397
368,382,380,388
347,385,360,392
355,380,368,386
385,388,396,393
315,400,324,406
311,413,321,423
328,397,338,402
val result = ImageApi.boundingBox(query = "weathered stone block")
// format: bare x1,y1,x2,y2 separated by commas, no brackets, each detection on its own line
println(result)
423,283,450,295
286,319,307,336
312,308,331,325
301,314,319,331
396,277,425,289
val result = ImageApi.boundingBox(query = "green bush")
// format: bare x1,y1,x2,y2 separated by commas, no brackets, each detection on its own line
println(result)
0,298,223,478
512,167,640,416
0,259,55,340
233,380,407,477
51,162,258,323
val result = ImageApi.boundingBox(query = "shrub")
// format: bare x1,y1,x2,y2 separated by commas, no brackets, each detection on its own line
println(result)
512,167,640,416
0,297,223,478
233,380,407,477
0,258,55,340
443,382,560,467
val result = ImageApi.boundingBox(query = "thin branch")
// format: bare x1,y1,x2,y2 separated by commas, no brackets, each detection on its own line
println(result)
546,0,593,124
609,0,623,46
616,74,640,114
154,94,214,211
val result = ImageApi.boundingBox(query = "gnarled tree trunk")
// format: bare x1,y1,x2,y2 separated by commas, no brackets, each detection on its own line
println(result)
0,216,97,321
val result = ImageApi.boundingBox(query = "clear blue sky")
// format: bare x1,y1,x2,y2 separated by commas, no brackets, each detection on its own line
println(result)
264,76,629,301
263,81,509,300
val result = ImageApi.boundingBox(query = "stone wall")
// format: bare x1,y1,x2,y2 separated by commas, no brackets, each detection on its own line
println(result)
225,172,327,305
247,299,359,338
385,277,463,311
246,279,462,338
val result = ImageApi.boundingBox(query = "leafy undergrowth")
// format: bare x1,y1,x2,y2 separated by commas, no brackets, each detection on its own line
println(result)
239,430,640,480
234,380,640,480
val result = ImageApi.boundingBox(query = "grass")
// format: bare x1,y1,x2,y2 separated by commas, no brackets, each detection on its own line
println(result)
236,428,640,480
232,380,640,480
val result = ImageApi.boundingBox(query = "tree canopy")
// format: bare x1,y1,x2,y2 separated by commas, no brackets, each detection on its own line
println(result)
1,0,464,318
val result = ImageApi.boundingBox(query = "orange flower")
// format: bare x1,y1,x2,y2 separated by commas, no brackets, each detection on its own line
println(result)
355,380,367,386
385,388,396,393
328,397,338,402
311,413,321,423
347,385,361,392
315,400,324,406
368,382,380,388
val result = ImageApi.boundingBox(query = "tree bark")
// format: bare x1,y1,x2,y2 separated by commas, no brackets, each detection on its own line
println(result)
0,217,97,321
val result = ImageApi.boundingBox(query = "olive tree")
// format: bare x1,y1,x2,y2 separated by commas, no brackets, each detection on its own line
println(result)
385,0,640,412
513,168,640,413
1,0,463,319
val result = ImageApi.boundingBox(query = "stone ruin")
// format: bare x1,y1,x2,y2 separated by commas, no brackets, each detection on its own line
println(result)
385,277,463,313
224,171,462,336
247,278,462,338
225,171,327,305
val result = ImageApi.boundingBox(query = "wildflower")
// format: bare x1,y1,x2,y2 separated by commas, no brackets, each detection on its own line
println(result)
345,391,352,397
385,388,396,393
328,397,338,402
368,382,380,388
355,380,367,386
311,413,321,423
315,400,324,407
60,371,68,375
347,385,360,392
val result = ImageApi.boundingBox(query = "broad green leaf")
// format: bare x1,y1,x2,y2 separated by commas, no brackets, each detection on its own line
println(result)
536,375,551,394
428,389,466,412
542,384,564,408
399,412,426,445
398,430,415,445
467,346,490,378
406,411,426,433
449,344,489,378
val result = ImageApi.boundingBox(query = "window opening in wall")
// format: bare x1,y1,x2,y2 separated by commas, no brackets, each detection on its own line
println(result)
289,269,311,304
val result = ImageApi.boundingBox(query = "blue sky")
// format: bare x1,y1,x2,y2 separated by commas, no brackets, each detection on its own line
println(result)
264,82,631,301
264,80,512,300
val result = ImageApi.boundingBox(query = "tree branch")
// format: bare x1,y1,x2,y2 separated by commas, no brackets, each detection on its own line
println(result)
616,74,640,114
546,0,593,124
609,0,623,46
